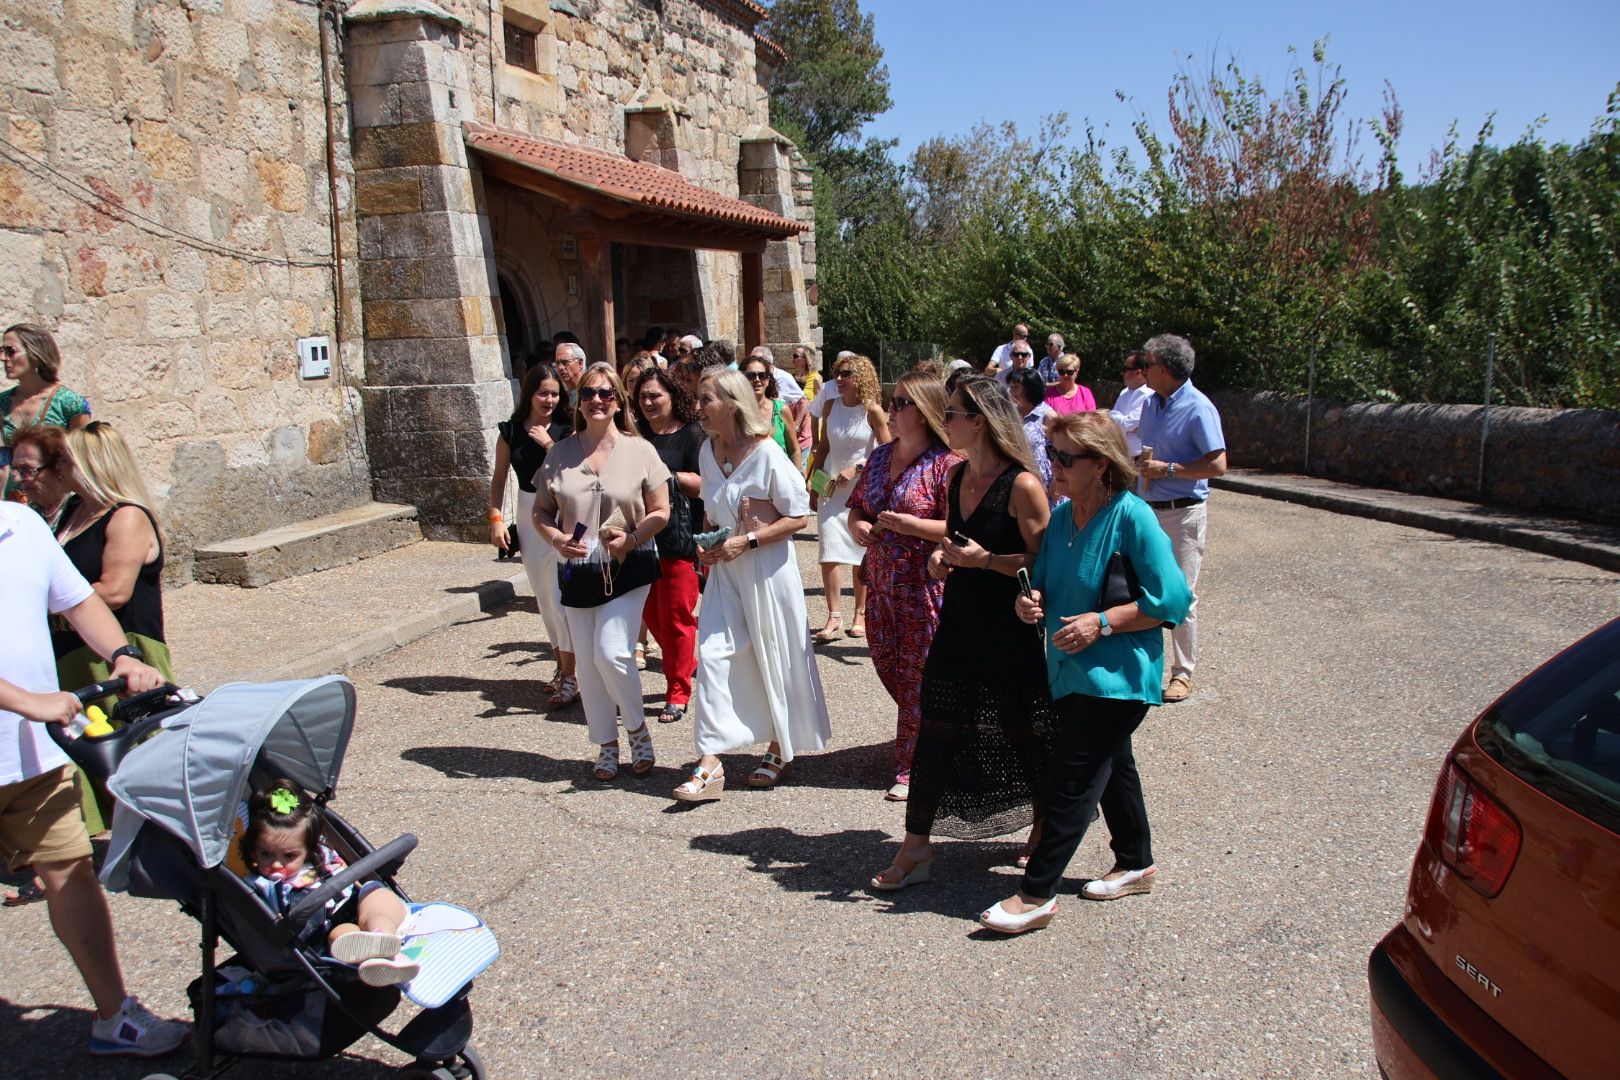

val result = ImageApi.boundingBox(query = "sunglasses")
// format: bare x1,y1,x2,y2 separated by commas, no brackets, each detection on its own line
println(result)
577,386,617,402
743,370,772,382
1048,446,1099,469
1058,367,1079,376
1011,352,1033,359
0,345,19,358
887,395,915,411
943,407,978,422
833,370,853,380
676,347,692,356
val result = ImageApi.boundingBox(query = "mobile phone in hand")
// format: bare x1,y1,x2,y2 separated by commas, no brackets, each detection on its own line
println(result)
569,522,587,543
952,530,971,547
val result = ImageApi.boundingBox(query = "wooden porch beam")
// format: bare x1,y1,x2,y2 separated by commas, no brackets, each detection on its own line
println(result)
741,249,765,351
579,237,615,370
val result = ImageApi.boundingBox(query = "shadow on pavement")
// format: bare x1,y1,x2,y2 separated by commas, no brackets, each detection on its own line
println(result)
687,825,1031,919
402,744,690,798
381,675,572,720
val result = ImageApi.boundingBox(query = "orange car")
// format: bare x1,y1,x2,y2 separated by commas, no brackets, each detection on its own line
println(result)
1369,617,1620,1078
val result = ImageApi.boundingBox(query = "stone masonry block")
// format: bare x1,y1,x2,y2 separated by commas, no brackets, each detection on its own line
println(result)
364,297,470,339
353,123,458,170
738,138,785,171
356,168,424,214
192,502,421,587
364,336,474,386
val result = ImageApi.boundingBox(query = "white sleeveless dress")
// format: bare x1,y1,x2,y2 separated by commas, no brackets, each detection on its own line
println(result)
817,398,876,566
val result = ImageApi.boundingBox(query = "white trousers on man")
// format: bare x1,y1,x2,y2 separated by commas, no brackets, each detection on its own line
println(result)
564,584,652,744
1152,502,1206,681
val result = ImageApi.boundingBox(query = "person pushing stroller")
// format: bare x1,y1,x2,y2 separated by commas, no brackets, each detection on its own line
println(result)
239,779,418,988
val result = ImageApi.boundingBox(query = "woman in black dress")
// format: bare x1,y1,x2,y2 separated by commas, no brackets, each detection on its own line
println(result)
870,376,1054,890
489,363,578,705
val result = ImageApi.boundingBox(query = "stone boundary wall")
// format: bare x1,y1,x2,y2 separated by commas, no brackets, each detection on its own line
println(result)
1209,392,1620,523
0,0,369,579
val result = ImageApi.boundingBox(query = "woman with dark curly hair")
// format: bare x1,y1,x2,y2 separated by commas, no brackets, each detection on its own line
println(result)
632,367,704,724
806,353,888,641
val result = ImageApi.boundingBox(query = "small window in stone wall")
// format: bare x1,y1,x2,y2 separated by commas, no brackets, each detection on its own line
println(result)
504,21,539,73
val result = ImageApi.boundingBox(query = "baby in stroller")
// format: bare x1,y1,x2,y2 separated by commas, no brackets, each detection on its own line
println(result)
239,778,418,988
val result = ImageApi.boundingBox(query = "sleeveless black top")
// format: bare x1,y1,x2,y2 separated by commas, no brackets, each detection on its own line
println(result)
52,499,166,659
924,464,1047,686
499,418,574,494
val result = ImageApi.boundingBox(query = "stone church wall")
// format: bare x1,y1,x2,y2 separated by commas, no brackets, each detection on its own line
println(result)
0,0,370,578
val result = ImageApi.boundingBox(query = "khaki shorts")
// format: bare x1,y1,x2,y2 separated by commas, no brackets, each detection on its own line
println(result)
0,765,93,872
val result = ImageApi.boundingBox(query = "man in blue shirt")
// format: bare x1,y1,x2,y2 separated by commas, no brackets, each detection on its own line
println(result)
1136,334,1227,703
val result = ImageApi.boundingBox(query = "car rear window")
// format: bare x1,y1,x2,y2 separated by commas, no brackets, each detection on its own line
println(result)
1475,620,1620,836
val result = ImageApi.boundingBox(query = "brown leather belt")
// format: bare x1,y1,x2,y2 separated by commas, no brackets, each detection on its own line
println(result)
1147,498,1204,510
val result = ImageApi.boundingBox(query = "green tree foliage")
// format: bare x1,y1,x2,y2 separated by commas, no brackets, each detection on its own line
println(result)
764,9,1619,407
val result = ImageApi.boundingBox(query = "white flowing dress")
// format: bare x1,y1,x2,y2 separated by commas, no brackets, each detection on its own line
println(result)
816,398,875,566
691,438,831,761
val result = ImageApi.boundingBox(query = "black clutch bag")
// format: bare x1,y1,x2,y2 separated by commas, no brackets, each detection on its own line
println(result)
1098,551,1141,609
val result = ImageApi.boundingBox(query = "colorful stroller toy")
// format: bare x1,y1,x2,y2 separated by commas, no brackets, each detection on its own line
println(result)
52,675,497,1079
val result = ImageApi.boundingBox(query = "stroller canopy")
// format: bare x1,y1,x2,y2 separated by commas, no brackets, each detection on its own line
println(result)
102,677,357,889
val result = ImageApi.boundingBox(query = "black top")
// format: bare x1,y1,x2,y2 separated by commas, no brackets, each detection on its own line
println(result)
52,498,166,659
640,420,705,559
499,417,574,493
928,465,1046,686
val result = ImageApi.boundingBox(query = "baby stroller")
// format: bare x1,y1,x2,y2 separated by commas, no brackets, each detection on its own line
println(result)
52,675,496,1079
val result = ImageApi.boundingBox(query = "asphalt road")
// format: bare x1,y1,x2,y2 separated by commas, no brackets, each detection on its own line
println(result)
3,491,1616,1078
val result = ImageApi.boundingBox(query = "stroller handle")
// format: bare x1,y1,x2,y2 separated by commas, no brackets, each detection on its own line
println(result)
47,680,182,770
73,676,129,704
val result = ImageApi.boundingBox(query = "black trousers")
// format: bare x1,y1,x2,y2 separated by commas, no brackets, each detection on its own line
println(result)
1020,693,1153,900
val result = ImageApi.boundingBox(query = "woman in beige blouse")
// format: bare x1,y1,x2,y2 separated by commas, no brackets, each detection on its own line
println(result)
533,363,671,782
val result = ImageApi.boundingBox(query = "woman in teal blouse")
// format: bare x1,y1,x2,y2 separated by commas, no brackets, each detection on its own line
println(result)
980,410,1192,934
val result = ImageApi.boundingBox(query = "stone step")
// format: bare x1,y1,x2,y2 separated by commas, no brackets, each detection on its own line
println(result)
192,502,422,587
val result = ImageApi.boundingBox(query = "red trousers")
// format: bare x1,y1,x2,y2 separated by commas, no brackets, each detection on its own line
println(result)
643,556,699,706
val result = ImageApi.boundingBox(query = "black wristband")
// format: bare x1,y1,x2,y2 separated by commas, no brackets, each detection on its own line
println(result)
110,643,144,664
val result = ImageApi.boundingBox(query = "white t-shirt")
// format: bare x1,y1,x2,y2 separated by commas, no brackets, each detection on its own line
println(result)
1110,383,1153,457
0,503,92,784
770,366,805,404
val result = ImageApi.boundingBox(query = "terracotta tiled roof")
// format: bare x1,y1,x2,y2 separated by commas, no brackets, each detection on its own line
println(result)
754,31,786,63
464,122,805,239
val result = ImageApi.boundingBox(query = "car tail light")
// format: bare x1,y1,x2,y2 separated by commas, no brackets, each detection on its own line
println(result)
1424,756,1522,897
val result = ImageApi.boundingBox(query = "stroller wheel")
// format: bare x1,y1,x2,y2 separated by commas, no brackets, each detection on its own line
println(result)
402,1044,485,1080
141,1075,181,1080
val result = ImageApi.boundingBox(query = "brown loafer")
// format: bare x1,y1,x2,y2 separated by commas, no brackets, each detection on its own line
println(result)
1163,676,1192,703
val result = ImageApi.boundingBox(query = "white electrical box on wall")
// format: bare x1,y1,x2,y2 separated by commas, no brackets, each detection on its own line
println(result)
298,336,332,379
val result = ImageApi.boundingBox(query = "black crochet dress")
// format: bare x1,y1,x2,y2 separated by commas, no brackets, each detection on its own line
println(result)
906,465,1057,839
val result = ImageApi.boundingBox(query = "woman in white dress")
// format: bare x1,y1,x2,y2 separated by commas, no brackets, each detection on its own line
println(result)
673,368,831,802
807,353,888,641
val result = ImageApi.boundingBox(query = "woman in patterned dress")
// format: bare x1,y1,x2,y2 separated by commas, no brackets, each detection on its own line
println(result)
847,371,961,801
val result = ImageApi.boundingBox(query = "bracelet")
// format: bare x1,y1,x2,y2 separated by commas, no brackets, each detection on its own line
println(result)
488,508,504,522
982,550,993,570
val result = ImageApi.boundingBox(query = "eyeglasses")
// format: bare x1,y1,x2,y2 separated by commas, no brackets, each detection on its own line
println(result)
943,407,978,422
888,395,915,411
833,370,853,380
11,463,45,480
743,370,771,383
1048,446,1099,469
577,386,617,402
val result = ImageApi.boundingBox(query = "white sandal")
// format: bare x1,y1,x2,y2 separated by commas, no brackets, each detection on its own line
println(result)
626,723,655,776
673,764,724,802
592,743,619,782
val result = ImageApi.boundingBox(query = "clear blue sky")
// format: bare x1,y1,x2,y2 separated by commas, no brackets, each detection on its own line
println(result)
859,0,1620,179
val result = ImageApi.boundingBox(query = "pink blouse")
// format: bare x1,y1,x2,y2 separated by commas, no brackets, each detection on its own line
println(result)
1044,384,1097,415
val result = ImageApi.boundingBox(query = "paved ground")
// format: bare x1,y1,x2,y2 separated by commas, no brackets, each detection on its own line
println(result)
3,491,1617,1078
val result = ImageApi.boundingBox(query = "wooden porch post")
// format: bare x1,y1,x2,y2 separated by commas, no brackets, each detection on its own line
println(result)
580,237,615,367
741,249,765,351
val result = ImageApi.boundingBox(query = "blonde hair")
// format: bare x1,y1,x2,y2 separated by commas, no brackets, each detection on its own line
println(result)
834,354,880,405
1046,410,1138,492
952,376,1037,475
67,421,162,536
573,362,639,435
702,367,771,441
894,371,950,449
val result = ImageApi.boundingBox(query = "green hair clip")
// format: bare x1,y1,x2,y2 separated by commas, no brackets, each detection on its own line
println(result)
269,787,301,815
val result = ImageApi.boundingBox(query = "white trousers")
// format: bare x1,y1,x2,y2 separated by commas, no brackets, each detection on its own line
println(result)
564,584,652,745
518,490,572,656
1153,502,1207,681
